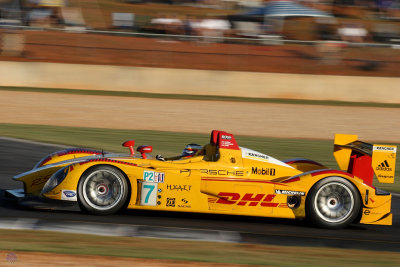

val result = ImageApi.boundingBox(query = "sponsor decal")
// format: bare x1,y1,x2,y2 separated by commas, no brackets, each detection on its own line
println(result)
372,144,396,183
221,135,232,140
251,167,276,176
378,174,394,179
216,192,278,207
166,198,175,207
200,169,244,176
154,172,165,182
143,170,165,183
61,190,77,201
166,184,192,191
178,198,191,208
376,160,392,171
63,191,76,197
31,176,50,186
275,189,305,196
218,133,239,150
221,140,234,147
373,146,397,152
247,152,269,160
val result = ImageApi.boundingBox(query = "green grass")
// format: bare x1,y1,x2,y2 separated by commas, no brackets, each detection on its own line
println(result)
2,86,400,108
0,123,399,192
1,229,400,266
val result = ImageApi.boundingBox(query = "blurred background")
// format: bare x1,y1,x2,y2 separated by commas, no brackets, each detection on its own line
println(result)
0,0,399,76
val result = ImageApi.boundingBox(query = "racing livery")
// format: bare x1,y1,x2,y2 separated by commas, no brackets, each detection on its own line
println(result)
7,130,396,229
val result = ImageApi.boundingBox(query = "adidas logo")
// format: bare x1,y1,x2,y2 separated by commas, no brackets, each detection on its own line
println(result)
376,160,392,171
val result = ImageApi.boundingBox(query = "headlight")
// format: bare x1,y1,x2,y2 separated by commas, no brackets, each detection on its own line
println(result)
42,166,69,194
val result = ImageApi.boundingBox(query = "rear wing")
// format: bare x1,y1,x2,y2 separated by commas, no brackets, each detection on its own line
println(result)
334,134,397,186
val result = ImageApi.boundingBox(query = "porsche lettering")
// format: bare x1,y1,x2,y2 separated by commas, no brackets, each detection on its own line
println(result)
200,169,244,176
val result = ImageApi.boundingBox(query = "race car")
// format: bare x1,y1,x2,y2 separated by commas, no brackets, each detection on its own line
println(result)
6,130,397,229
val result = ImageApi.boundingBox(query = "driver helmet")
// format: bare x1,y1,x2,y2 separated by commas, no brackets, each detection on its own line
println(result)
181,144,202,158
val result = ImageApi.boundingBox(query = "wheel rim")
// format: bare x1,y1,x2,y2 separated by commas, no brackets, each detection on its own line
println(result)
82,170,124,210
314,182,354,223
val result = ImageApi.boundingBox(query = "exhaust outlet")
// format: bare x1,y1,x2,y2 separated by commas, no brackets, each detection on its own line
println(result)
287,196,301,209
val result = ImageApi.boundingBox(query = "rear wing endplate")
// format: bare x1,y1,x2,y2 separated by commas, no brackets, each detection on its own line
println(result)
334,134,397,185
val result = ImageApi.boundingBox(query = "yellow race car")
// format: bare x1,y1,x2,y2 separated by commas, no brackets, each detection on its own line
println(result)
7,130,396,229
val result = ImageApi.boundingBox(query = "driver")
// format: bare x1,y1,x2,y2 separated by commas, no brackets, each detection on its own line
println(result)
156,144,202,161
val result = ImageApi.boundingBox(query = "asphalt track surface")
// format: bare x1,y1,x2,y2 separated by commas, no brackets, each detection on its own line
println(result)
1,138,400,252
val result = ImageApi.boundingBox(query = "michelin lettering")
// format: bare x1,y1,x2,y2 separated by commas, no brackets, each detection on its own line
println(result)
275,189,305,196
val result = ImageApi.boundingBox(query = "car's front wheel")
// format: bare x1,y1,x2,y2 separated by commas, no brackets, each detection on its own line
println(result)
306,177,361,229
78,165,129,215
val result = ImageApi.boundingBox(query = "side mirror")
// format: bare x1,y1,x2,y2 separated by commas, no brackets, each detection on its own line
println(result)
122,140,135,156
137,145,153,159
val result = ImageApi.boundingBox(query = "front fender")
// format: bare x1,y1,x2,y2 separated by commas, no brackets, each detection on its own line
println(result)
42,159,139,202
35,148,103,168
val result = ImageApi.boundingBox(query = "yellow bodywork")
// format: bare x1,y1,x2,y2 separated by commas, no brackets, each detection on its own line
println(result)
14,132,395,226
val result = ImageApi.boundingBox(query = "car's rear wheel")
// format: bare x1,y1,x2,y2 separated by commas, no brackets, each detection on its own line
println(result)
306,177,361,229
78,165,128,215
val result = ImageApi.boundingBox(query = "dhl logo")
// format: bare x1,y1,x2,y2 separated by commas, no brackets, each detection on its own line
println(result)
216,192,278,207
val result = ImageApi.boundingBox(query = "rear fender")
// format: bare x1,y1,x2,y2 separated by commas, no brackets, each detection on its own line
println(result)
281,169,358,191
285,169,392,226
283,158,327,172
282,170,364,211
359,189,392,225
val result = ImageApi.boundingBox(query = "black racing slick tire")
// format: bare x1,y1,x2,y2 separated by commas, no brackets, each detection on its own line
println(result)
78,165,129,215
306,177,361,229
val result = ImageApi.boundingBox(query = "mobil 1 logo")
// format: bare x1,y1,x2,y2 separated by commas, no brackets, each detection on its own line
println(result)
252,167,276,176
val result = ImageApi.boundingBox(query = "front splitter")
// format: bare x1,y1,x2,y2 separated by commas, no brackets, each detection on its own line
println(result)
5,189,80,212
